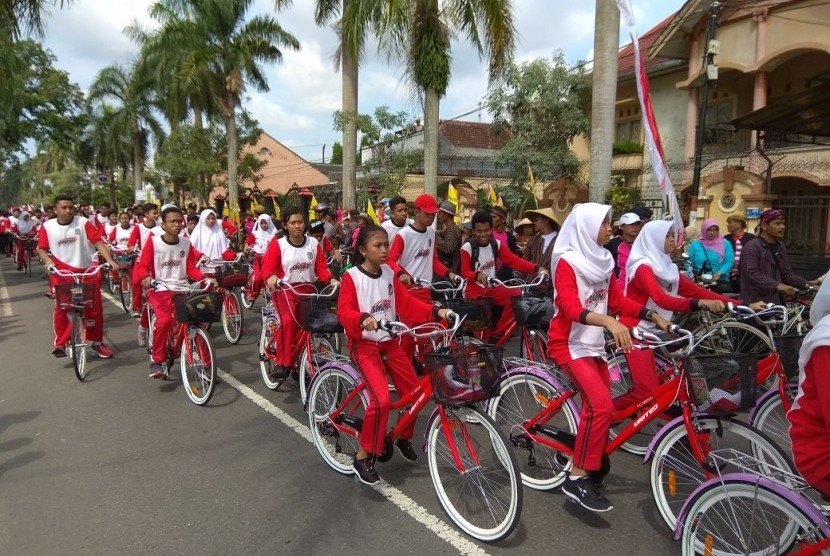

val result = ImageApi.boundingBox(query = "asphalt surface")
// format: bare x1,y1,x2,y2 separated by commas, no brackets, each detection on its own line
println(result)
0,255,679,555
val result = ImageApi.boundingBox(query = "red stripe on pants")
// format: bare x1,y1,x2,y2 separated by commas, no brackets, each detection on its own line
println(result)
272,284,314,367
561,357,612,472
131,267,144,314
613,341,658,410
51,274,104,347
348,338,419,455
147,290,176,364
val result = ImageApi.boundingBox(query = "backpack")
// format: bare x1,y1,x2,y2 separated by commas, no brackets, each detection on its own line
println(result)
467,238,500,271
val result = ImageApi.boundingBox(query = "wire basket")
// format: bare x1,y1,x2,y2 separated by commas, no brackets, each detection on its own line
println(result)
214,262,249,288
680,354,758,413
113,253,136,270
774,334,805,380
439,298,492,332
296,296,342,334
510,294,554,328
54,282,96,310
174,292,222,323
424,344,503,406
22,238,38,251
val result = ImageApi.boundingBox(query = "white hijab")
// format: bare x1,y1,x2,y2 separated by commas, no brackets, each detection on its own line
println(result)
625,219,679,294
189,209,228,260
252,214,276,242
798,277,830,371
551,202,615,285
16,211,35,235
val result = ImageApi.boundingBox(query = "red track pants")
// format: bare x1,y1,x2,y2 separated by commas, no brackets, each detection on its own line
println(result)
272,284,314,367
51,274,103,347
561,357,611,472
613,343,658,410
147,290,176,364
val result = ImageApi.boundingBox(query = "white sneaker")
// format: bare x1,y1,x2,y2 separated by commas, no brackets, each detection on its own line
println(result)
137,326,148,347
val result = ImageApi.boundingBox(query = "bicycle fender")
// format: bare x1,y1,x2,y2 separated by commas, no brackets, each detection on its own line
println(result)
489,366,581,424
745,388,781,425
422,406,442,455
304,361,369,412
672,472,830,541
643,413,737,463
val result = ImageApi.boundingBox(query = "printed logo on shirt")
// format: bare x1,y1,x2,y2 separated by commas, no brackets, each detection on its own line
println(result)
307,251,313,260
428,238,432,247
179,250,185,258
480,259,495,272
585,288,608,309
388,284,393,296
413,247,430,260
161,260,182,268
58,235,78,246
371,298,392,316
289,261,313,274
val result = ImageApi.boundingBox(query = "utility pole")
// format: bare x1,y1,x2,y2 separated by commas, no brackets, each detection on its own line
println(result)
322,144,326,164
589,0,620,203
689,1,722,223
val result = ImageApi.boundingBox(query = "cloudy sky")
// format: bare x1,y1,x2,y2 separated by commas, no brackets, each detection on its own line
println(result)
40,0,686,164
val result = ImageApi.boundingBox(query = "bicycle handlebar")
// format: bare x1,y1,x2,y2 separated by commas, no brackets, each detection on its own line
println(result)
726,302,788,323
272,279,340,297
486,273,548,290
631,326,694,353
376,312,462,339
413,276,466,292
149,278,215,292
48,264,108,279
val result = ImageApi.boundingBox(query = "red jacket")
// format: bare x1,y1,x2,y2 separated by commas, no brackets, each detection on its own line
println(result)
789,346,830,488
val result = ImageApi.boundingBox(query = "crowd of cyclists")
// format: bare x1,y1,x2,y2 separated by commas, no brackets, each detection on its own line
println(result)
3,191,830,550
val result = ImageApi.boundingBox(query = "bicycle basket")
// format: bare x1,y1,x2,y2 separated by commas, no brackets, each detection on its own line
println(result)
296,295,342,333
680,354,758,413
214,262,249,288
174,292,222,323
774,334,805,380
510,294,554,329
439,298,492,332
54,282,96,310
113,253,136,270
424,344,503,406
22,238,38,251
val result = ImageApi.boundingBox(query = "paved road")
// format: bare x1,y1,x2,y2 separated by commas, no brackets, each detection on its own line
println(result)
0,256,679,555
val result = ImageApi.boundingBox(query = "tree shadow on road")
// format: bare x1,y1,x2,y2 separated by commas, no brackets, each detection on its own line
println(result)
0,451,45,478
0,411,40,435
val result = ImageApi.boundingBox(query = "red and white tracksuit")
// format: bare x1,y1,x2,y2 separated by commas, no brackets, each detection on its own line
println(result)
134,235,204,364
616,266,739,410
459,239,538,340
38,217,105,348
11,224,38,269
547,259,647,472
244,231,275,300
127,223,163,314
261,236,332,367
338,264,439,455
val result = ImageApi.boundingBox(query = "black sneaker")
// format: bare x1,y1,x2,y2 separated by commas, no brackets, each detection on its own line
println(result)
352,455,380,485
52,346,66,358
561,474,614,512
270,365,286,381
395,439,418,462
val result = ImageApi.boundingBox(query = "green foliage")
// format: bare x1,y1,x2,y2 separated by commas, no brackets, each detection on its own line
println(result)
486,53,591,184
604,179,640,221
612,140,643,155
330,141,343,164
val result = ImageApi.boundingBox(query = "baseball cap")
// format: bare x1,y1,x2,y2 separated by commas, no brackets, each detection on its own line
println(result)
619,212,643,225
308,219,324,234
438,201,456,216
414,194,438,214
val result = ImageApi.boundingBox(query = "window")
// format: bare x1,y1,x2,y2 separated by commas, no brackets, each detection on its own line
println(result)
615,105,642,143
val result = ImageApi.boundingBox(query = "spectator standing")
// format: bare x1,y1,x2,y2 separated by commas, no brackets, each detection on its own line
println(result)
688,219,734,293
381,196,411,242
490,206,519,282
519,207,561,283
435,201,462,274
604,212,644,290
724,214,755,292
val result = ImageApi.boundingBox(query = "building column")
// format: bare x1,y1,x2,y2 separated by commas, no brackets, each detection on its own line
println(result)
751,11,768,147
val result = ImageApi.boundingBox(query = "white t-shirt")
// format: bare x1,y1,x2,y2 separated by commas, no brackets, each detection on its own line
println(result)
278,236,321,284
39,216,99,271
391,225,438,282
146,235,195,292
345,264,396,343
382,218,412,243
461,239,503,279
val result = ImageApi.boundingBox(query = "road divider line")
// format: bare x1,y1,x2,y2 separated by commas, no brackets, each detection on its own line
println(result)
0,262,14,316
100,288,490,556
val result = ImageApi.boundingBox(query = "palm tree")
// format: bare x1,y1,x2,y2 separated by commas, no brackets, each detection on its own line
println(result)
588,0,619,202
145,0,299,213
376,0,516,196
87,63,164,194
2,0,73,40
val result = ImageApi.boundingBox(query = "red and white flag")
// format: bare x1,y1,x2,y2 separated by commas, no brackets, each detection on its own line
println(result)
617,0,685,243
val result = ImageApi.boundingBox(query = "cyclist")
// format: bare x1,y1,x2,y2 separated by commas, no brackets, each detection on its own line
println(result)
262,207,339,380
107,211,134,249
460,209,545,342
181,214,198,239
135,205,211,378
308,219,343,267
11,210,38,271
243,213,277,303
190,209,236,261
103,212,118,239
381,195,411,242
338,224,453,485
37,194,118,358
617,219,764,409
547,203,672,513
127,203,163,317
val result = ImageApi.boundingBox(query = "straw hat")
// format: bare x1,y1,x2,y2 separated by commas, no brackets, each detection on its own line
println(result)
514,217,533,233
523,207,561,229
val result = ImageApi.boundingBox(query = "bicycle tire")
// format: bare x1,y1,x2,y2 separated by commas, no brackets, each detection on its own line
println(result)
693,321,773,358
307,365,368,475
25,250,31,277
259,316,282,390
146,306,156,355
426,405,523,542
650,416,795,531
70,312,87,381
119,273,132,313
525,328,548,364
221,290,243,344
486,370,578,490
748,388,794,460
298,335,336,405
240,272,255,310
181,327,215,406
679,477,826,556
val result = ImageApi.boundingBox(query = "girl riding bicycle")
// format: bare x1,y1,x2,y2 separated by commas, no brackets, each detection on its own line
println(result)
189,209,236,262
338,224,452,485
135,205,211,379
263,207,339,380
11,210,38,272
244,214,277,303
547,203,673,513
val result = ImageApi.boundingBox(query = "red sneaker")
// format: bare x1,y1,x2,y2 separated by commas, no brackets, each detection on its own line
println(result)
91,343,114,358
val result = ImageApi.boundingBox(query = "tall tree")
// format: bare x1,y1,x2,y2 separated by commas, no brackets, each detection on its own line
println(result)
87,63,164,195
377,0,516,196
588,0,619,202
146,0,299,214
2,0,73,40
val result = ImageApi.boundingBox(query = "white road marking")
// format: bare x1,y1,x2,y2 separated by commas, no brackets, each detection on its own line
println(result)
0,262,14,316
99,289,491,556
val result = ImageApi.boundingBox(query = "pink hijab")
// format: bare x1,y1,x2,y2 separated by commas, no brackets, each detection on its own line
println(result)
699,218,725,257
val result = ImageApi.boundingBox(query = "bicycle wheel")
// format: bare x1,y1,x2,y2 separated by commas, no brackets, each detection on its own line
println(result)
426,405,522,543
240,272,255,310
525,328,548,364
70,312,87,381
748,388,795,460
680,478,825,556
693,322,773,357
606,354,666,456
298,335,336,405
307,365,367,475
181,327,215,406
221,290,243,344
259,316,283,390
25,250,31,277
487,370,578,490
650,416,794,531
146,306,156,355
119,273,132,313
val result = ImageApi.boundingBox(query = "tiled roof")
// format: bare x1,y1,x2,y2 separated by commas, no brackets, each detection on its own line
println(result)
617,12,678,78
438,120,512,150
